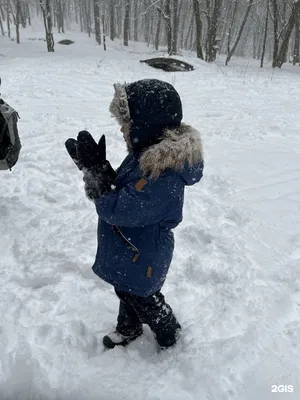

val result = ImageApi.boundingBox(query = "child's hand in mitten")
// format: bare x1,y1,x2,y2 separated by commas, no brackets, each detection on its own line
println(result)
65,131,106,170
83,161,117,202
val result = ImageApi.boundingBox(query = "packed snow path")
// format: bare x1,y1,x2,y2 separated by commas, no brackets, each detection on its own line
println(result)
1,32,300,400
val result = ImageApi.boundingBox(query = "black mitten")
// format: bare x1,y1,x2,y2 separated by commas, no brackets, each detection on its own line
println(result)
65,131,116,201
65,138,83,170
65,131,106,170
76,130,106,169
83,160,117,202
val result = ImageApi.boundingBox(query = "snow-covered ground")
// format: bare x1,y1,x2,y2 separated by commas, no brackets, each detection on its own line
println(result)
1,24,300,400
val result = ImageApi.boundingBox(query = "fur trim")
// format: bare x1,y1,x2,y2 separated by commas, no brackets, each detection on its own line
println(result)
109,83,131,125
139,123,203,179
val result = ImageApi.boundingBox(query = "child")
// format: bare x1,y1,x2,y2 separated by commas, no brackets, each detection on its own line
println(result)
65,79,204,350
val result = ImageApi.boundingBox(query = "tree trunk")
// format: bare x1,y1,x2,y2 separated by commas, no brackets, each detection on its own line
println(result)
293,19,300,65
0,4,5,35
252,30,258,59
226,0,254,65
7,0,10,38
94,0,101,44
83,0,91,37
0,16,4,36
52,0,56,28
102,13,105,35
46,0,55,51
184,11,194,49
261,0,269,68
189,17,195,50
180,4,189,49
147,15,154,47
172,0,179,54
257,25,264,60
40,0,55,52
79,0,84,32
225,0,238,65
27,2,31,26
193,0,203,59
205,0,211,59
110,0,115,40
144,0,150,43
219,3,232,53
155,6,162,50
164,0,172,54
274,0,300,68
15,0,21,44
270,0,279,67
20,1,27,28
133,0,138,41
116,1,122,37
57,0,65,33
206,0,222,62
74,0,79,24
124,1,130,46
102,14,107,50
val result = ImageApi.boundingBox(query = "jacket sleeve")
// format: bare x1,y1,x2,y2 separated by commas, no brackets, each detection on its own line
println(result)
95,173,184,228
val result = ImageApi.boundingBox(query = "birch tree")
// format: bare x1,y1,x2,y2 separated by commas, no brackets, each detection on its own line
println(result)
40,0,54,52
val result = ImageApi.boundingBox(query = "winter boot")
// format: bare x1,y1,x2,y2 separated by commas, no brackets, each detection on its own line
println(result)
155,320,181,350
103,327,143,349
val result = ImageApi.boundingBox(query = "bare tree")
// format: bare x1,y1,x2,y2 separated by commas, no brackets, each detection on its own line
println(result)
40,0,55,52
293,18,300,65
274,0,300,67
155,2,163,50
7,0,11,38
143,0,150,43
123,1,129,46
164,0,172,54
226,0,254,65
133,0,138,41
261,0,269,68
206,0,223,62
26,1,31,26
5,0,296,67
225,0,238,65
184,11,194,49
56,0,65,33
172,0,178,54
83,0,92,37
110,0,115,40
193,0,203,59
94,0,101,44
15,0,20,43
270,0,279,67
0,3,5,36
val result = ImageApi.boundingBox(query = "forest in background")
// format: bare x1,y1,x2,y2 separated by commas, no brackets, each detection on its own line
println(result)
1,0,300,68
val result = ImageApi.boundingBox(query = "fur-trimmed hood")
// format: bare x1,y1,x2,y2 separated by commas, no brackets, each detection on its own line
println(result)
140,123,203,184
109,80,203,184
110,79,183,153
109,83,131,126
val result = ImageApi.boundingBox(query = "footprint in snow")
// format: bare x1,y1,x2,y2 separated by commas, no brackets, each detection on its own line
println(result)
13,275,60,290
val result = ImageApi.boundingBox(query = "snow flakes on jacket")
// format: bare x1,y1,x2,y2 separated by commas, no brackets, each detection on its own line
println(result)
92,79,204,296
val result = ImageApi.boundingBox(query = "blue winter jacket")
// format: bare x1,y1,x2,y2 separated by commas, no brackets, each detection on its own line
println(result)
92,123,204,297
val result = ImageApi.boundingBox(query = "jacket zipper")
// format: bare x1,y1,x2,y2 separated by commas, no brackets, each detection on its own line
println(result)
113,225,139,263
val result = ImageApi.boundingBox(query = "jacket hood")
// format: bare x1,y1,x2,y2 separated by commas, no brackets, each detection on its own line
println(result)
109,83,131,126
109,79,183,153
139,123,204,185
